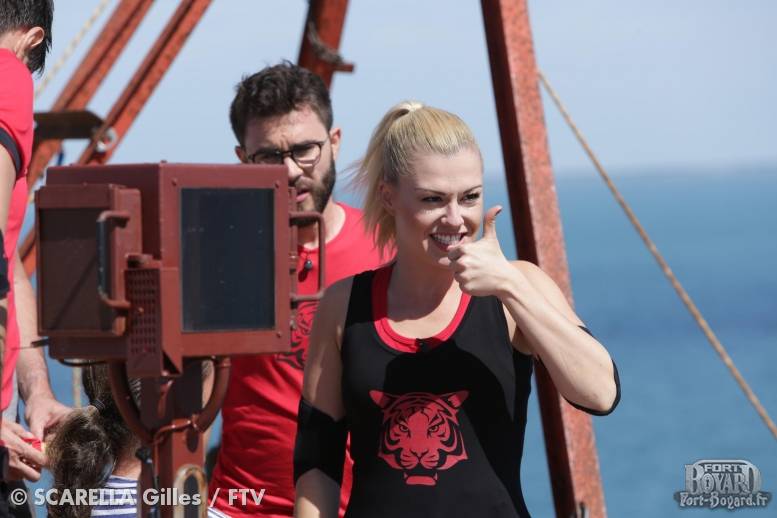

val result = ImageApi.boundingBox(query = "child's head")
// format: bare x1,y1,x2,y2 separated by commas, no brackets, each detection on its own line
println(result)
46,365,141,518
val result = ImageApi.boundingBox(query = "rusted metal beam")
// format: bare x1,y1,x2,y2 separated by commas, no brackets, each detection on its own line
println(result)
79,0,212,165
298,0,353,88
24,0,212,276
27,0,154,186
33,110,104,141
481,1,607,517
22,0,154,275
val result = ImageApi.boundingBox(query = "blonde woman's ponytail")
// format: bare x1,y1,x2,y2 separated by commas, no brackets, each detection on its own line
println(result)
351,101,480,256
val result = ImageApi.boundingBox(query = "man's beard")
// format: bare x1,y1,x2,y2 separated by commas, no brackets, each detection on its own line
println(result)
296,159,336,227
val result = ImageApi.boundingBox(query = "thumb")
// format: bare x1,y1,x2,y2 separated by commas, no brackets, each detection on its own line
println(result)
482,206,501,240
28,418,44,441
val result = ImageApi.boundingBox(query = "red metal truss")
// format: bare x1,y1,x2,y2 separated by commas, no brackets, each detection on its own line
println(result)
23,0,212,275
27,0,154,184
481,1,607,517
22,0,155,274
78,0,213,165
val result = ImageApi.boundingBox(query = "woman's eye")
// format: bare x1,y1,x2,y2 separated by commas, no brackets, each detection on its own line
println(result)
422,196,441,203
462,192,481,203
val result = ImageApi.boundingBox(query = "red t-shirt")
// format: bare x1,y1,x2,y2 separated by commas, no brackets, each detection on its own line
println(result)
210,203,385,517
0,49,33,411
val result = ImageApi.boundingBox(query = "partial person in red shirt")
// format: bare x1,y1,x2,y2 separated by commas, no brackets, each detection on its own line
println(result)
0,0,70,492
208,63,385,517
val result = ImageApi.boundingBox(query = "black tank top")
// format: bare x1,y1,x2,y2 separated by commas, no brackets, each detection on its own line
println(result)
341,266,533,518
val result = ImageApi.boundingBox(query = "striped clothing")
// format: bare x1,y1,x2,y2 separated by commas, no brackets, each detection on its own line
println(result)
91,475,230,517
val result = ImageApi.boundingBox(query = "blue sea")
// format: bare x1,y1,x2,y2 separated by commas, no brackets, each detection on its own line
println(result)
36,165,776,517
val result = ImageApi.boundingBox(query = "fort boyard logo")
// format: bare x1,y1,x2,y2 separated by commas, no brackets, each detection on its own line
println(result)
674,459,771,510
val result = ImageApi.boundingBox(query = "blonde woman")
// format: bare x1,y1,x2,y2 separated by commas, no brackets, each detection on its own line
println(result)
293,102,620,518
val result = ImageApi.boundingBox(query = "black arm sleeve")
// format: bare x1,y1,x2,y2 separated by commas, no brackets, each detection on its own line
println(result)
0,127,22,176
537,325,621,416
293,399,348,486
0,230,8,299
565,325,620,415
564,358,621,416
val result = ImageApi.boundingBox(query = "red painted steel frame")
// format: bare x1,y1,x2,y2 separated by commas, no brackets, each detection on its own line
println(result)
23,0,212,275
22,0,155,274
481,1,607,517
78,0,212,166
27,0,154,185
298,0,351,87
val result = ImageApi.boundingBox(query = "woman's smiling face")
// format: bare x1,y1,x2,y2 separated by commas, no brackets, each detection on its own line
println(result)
382,147,484,268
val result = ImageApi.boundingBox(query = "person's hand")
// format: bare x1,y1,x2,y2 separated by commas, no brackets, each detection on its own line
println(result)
0,421,46,481
447,206,520,297
24,393,73,439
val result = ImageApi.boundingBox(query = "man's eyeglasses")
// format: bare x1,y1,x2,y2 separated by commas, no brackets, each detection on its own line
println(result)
245,139,328,167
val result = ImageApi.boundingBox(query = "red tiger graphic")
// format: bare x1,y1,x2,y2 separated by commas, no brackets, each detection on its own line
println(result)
370,390,469,486
276,301,317,370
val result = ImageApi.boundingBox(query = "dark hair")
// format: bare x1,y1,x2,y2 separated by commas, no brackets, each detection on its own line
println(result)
229,61,333,147
46,365,141,518
0,0,54,74
47,361,214,518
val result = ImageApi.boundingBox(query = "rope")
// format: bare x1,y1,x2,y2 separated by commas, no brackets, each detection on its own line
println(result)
305,18,346,66
72,366,83,408
304,0,349,67
34,0,113,99
538,71,777,441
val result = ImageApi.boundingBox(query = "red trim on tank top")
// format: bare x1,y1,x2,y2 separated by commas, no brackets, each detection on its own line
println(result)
372,263,471,353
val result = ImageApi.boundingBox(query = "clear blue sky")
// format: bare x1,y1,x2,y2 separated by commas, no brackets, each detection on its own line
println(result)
39,1,777,177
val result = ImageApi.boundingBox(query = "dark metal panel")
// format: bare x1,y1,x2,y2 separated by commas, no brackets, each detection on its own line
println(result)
481,0,607,516
33,110,104,141
35,184,141,338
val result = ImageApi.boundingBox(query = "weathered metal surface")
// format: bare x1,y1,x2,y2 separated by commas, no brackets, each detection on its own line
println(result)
481,0,607,516
33,110,104,141
298,0,352,88
24,0,212,275
27,0,154,184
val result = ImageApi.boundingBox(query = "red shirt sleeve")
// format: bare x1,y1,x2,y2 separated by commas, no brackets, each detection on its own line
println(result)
0,49,33,411
0,48,34,178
